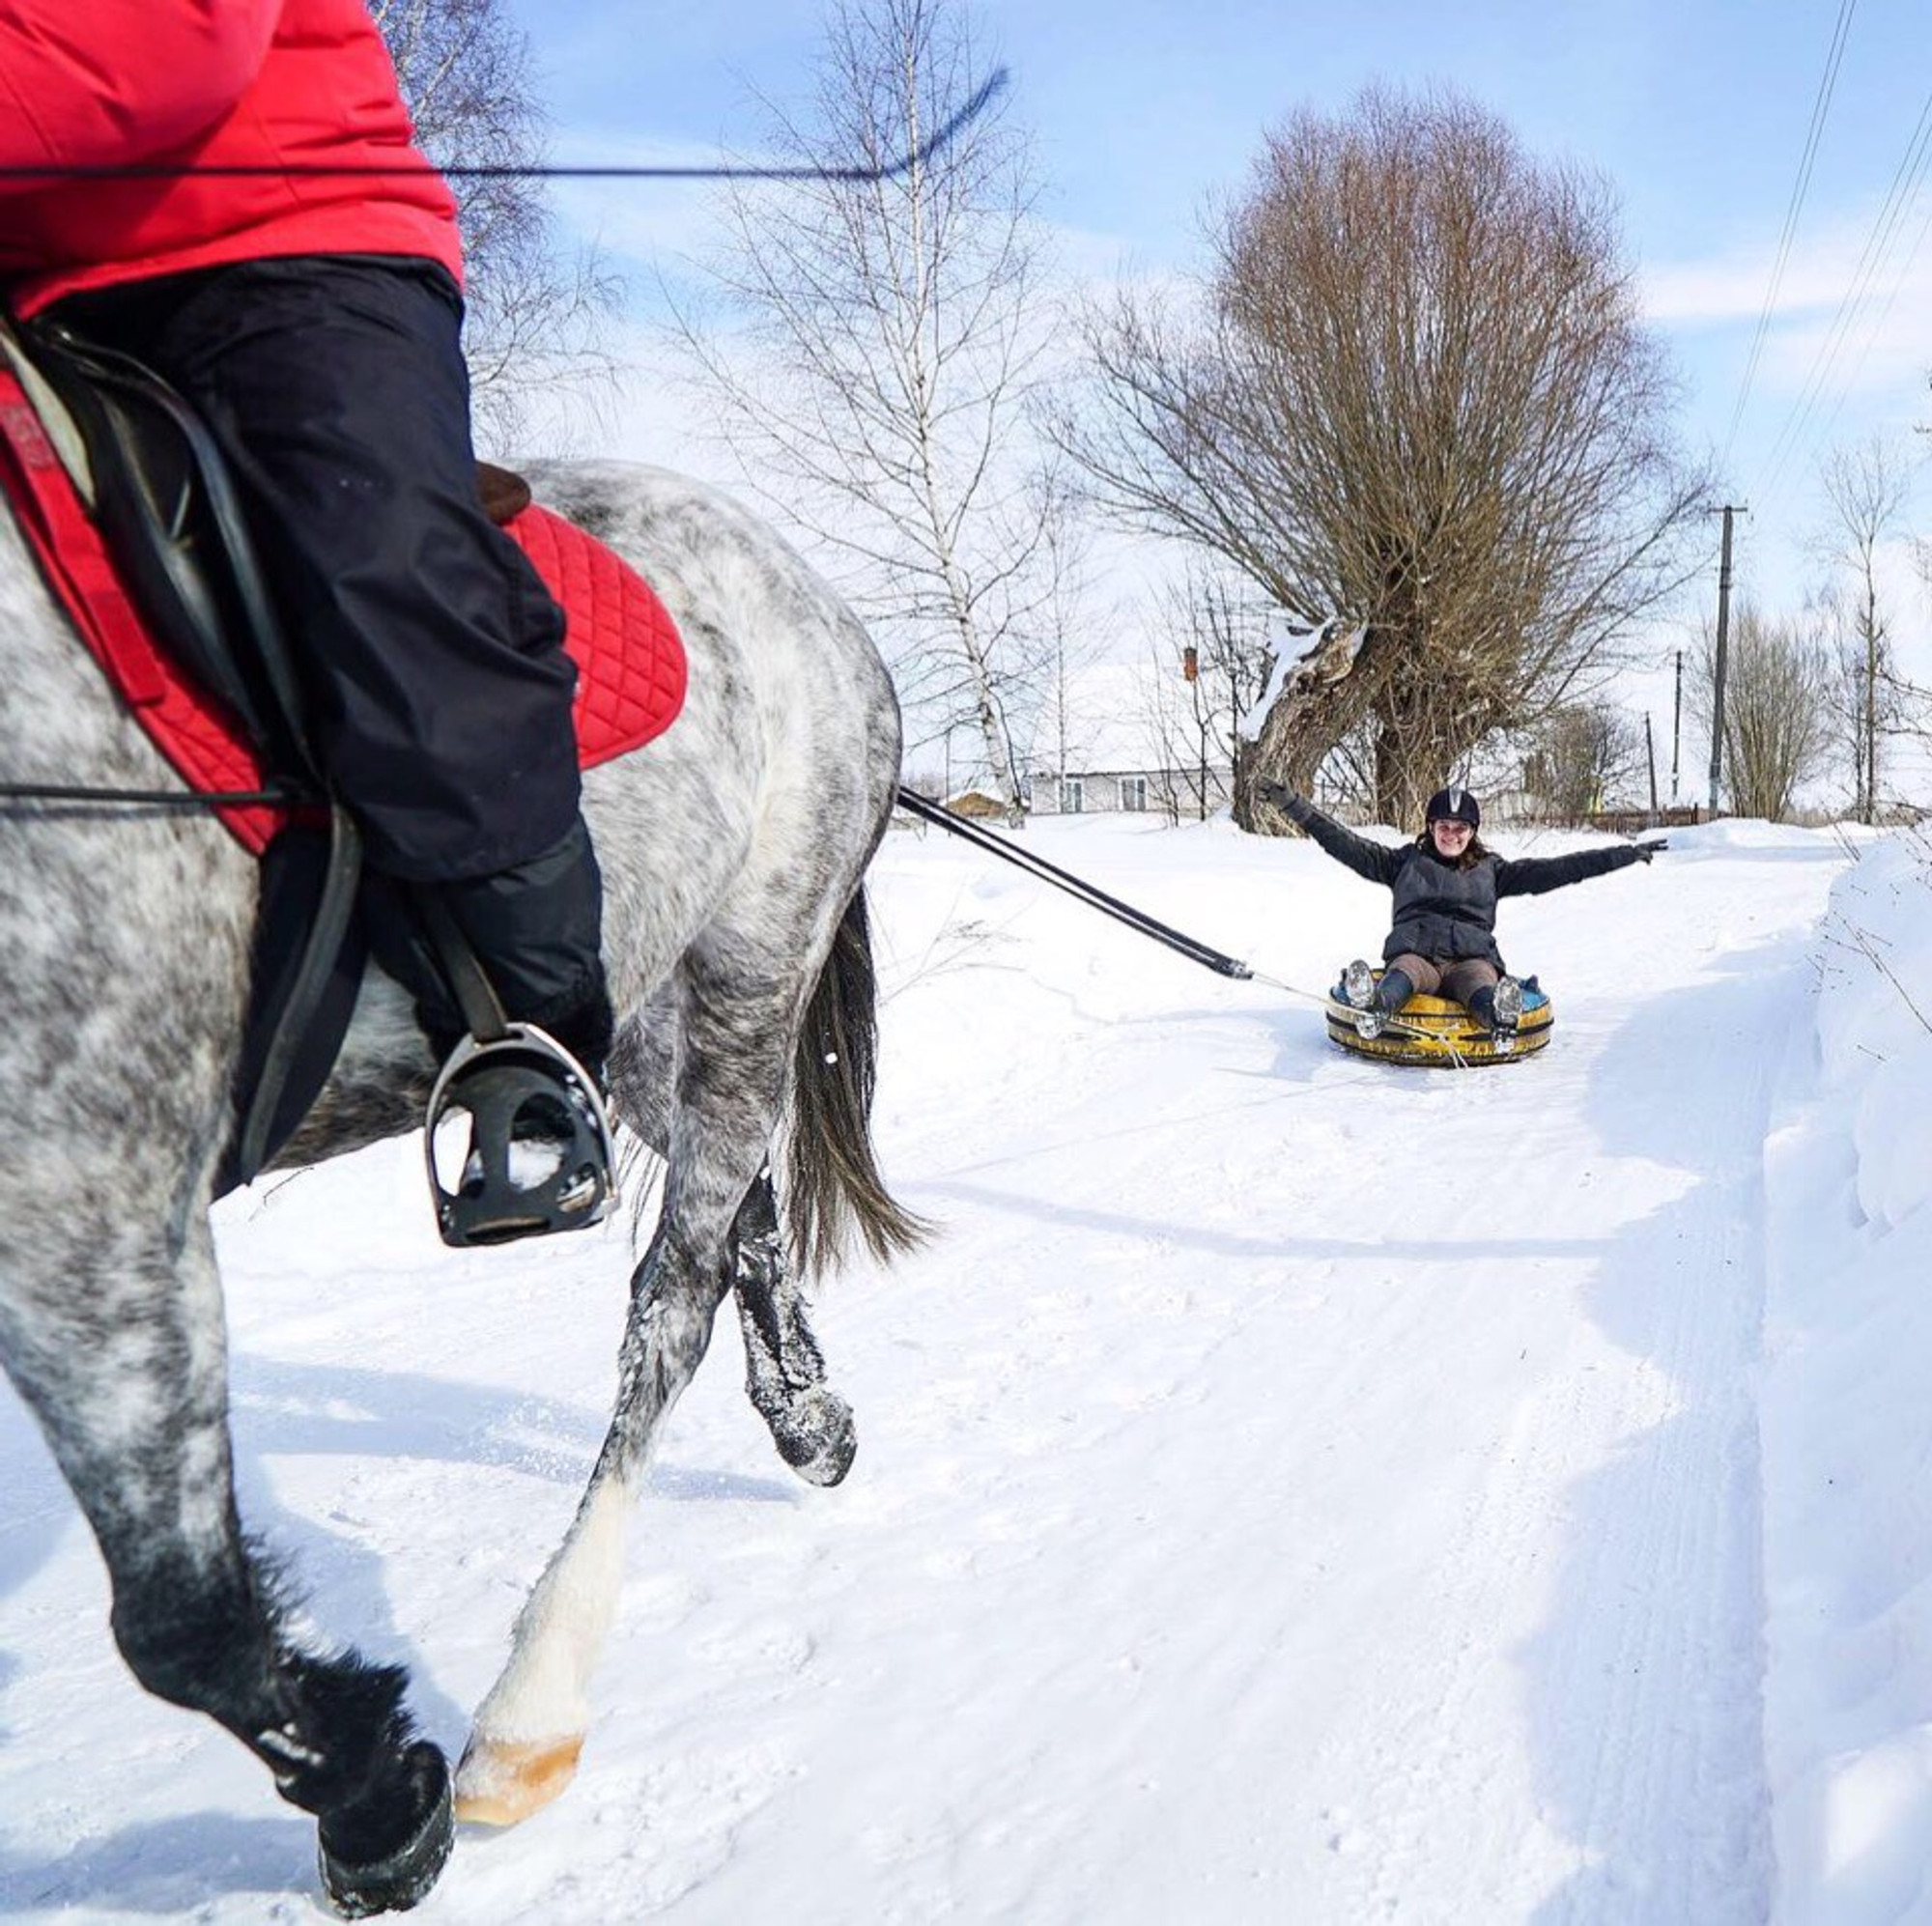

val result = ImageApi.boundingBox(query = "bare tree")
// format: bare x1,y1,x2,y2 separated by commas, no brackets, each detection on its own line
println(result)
670,0,1063,812
1167,562,1273,821
1021,487,1104,809
373,0,622,453
1128,648,1194,824
1521,703,1643,822
1058,84,1706,827
1814,436,1919,822
1690,604,1830,821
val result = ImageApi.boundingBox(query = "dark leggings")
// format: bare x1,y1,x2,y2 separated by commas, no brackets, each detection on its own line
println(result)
1384,953,1500,1008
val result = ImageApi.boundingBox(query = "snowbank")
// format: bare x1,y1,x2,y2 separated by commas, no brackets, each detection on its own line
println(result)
1763,824,1932,1925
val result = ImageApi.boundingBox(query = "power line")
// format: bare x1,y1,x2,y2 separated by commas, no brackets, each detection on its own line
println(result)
1751,80,1932,510
1721,0,1857,473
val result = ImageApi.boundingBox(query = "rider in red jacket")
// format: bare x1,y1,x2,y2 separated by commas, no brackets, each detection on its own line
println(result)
0,0,613,1238
0,0,461,311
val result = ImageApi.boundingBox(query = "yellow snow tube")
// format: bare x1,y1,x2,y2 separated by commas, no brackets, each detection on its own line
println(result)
1325,971,1553,1068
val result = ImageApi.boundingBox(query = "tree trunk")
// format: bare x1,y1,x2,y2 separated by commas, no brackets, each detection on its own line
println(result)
1241,624,1374,831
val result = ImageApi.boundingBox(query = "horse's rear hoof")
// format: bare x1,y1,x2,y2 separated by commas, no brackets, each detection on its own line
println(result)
778,1388,857,1487
453,1732,584,1827
318,1741,454,1916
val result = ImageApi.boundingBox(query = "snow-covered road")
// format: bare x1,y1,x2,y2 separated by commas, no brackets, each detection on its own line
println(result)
7,811,1924,1924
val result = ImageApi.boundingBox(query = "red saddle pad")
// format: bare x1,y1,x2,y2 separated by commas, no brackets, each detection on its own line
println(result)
0,369,686,855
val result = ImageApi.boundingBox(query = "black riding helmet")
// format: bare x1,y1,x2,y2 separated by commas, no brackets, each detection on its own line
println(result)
1425,786,1480,830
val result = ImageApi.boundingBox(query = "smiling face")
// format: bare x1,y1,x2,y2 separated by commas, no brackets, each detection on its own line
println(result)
1429,817,1473,857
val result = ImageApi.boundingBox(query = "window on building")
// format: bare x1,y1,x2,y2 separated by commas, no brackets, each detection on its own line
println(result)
1060,778,1084,814
1122,776,1148,812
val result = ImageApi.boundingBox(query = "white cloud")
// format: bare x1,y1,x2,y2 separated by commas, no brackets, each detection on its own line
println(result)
1641,205,1932,405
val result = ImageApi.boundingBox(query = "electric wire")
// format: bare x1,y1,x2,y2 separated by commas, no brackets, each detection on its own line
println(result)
1751,80,1932,513
1721,0,1856,474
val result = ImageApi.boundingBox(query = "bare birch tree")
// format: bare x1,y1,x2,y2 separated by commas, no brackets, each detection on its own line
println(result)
669,0,1062,811
1058,84,1706,827
1814,436,1919,822
373,0,621,452
1126,652,1194,824
1690,604,1830,822
1026,493,1103,811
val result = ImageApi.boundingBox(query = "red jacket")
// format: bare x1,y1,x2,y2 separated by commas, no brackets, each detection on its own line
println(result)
0,0,461,318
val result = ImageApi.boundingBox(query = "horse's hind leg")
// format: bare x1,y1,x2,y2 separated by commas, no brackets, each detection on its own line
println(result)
731,1169,856,1487
0,1211,451,1914
456,941,807,1827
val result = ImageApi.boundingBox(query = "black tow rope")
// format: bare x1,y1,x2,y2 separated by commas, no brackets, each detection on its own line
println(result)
895,786,1254,980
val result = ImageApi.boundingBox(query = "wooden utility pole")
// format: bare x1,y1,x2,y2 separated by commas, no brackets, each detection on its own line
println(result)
1670,650,1682,805
1645,714,1659,821
1707,505,1747,811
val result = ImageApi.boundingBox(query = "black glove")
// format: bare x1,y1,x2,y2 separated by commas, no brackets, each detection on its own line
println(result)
1257,780,1309,819
1636,837,1667,863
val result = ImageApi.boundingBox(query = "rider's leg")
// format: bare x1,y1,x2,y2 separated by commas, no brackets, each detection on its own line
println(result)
50,257,611,1069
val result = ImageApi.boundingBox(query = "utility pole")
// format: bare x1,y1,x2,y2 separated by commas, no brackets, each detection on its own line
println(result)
1670,650,1682,806
1645,714,1659,823
1706,504,1747,814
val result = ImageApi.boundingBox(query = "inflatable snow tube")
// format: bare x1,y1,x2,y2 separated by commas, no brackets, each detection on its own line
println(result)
1325,970,1553,1068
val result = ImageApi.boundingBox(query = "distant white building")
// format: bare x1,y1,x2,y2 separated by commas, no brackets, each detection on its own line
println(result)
1024,661,1236,819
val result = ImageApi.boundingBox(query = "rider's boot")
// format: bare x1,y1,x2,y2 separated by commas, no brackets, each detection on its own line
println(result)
406,819,618,1245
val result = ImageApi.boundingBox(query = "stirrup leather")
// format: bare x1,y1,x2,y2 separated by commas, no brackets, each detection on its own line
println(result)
424,1025,616,1248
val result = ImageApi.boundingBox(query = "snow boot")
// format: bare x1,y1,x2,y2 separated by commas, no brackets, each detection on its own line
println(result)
1356,966,1414,1036
1469,976,1523,1036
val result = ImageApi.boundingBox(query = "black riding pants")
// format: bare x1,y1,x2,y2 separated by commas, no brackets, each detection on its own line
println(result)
52,257,609,1046
52,255,579,883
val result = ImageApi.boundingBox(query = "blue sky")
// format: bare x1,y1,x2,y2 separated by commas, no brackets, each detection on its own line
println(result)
497,0,1932,760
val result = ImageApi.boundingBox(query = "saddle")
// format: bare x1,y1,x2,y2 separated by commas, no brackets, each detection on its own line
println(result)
0,319,682,1219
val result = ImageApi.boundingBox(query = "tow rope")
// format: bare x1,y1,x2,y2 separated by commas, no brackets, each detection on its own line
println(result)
895,787,1255,979
894,787,1461,1047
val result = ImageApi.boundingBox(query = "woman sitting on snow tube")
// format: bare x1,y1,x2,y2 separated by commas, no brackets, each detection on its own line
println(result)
1257,782,1664,1037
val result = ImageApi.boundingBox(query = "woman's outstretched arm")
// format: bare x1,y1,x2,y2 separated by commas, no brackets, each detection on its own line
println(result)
1257,783,1401,889
1495,839,1662,897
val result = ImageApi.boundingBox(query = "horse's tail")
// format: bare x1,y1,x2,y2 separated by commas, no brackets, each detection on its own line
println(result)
785,883,931,1277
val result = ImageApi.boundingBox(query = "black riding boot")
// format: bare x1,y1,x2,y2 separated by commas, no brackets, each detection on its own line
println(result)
426,817,613,1072
367,818,616,1246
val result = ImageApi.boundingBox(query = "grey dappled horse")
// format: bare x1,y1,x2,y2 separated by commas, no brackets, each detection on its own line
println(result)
0,459,923,1912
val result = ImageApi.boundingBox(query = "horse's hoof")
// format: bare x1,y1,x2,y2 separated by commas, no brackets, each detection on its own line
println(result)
778,1388,857,1487
453,1732,584,1827
317,1742,454,1916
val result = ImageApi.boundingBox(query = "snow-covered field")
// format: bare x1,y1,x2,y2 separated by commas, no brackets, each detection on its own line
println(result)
4,808,1932,1924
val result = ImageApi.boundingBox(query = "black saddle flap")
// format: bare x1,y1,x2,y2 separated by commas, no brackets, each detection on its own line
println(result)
21,322,313,781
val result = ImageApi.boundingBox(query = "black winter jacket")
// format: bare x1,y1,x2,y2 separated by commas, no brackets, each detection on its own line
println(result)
1283,797,1644,970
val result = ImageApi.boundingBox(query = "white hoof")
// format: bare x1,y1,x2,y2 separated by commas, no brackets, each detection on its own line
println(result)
453,1731,584,1827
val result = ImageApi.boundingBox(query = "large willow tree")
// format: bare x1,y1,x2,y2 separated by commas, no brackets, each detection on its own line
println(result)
1063,85,1707,826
